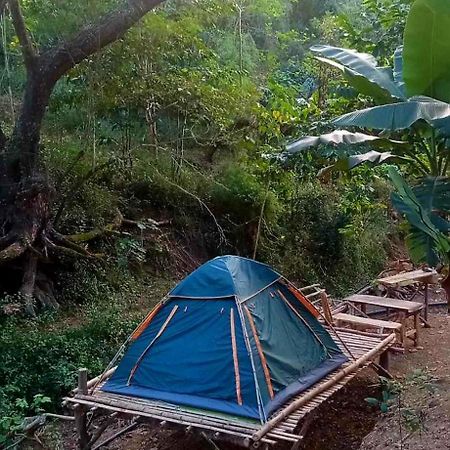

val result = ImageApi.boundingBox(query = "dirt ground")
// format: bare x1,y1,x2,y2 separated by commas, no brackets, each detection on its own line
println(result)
26,306,450,450
360,311,450,450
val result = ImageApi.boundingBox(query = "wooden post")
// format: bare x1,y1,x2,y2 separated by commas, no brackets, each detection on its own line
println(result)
399,313,406,347
424,282,429,322
320,291,333,325
79,368,88,394
75,369,90,450
413,311,420,347
379,350,390,372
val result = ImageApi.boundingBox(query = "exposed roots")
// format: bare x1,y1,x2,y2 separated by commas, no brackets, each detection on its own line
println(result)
50,231,101,258
0,205,169,315
0,241,28,263
0,231,19,250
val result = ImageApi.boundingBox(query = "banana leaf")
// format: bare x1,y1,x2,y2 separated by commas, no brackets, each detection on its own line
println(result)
403,0,450,103
389,168,450,265
334,96,450,135
413,177,450,217
311,45,405,102
347,151,408,170
405,227,441,266
285,130,407,154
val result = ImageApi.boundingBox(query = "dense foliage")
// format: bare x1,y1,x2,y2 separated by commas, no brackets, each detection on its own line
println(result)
0,0,433,445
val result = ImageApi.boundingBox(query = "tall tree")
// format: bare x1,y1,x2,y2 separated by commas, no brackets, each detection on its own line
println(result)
0,0,164,314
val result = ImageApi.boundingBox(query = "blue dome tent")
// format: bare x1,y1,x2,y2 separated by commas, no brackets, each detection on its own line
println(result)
102,256,347,422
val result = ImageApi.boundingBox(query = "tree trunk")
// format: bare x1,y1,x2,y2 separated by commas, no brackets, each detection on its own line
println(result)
0,67,55,317
0,0,165,315
0,69,54,263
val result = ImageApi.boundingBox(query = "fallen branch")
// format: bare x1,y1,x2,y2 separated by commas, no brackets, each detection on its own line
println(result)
64,210,123,243
123,217,171,229
45,236,100,260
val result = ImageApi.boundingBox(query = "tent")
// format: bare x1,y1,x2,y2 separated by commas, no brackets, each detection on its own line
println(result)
102,256,347,422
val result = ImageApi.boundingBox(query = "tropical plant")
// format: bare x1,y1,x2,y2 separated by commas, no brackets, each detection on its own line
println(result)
285,0,450,271
389,167,450,302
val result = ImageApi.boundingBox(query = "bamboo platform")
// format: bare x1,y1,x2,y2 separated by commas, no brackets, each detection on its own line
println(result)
65,329,395,449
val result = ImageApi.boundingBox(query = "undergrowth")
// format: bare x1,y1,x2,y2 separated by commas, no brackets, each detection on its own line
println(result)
0,271,170,445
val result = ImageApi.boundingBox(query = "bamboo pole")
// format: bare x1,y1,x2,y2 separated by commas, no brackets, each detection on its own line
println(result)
72,367,117,395
251,334,395,443
66,397,276,445
127,304,178,385
244,305,274,399
92,421,138,450
230,308,243,405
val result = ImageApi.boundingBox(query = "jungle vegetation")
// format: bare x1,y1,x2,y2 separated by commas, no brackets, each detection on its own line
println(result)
0,0,448,445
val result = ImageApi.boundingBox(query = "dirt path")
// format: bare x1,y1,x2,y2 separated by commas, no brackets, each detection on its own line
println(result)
360,312,450,450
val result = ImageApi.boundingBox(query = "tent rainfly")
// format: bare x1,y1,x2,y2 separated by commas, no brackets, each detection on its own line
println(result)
102,256,348,422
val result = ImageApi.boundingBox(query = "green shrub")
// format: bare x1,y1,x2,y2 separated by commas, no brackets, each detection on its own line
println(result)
210,165,280,224
261,180,390,296
0,301,141,445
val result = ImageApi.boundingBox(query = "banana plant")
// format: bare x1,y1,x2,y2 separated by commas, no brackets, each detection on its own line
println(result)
285,0,450,272
285,0,450,179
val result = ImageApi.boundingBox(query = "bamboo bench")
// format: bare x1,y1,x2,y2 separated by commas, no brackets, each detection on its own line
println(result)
65,330,396,450
344,294,423,347
333,313,403,343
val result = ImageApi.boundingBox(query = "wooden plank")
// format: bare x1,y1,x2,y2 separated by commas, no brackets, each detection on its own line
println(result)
376,269,438,287
334,313,402,330
345,295,423,313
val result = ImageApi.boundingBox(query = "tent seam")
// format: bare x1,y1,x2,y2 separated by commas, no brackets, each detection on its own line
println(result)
239,278,282,303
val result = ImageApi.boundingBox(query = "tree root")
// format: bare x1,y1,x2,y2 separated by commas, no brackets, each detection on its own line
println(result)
50,232,101,258
0,208,169,315
0,231,19,250
0,241,28,263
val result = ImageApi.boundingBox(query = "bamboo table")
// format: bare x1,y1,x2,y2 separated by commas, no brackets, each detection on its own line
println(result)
344,294,423,347
376,269,439,322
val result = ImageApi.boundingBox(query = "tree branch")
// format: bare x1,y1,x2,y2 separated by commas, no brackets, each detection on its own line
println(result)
42,0,164,83
0,241,27,263
8,0,37,72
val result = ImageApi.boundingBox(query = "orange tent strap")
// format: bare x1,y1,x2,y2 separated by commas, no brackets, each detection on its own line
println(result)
131,303,163,341
244,306,274,400
230,308,243,406
287,285,320,318
127,304,179,385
